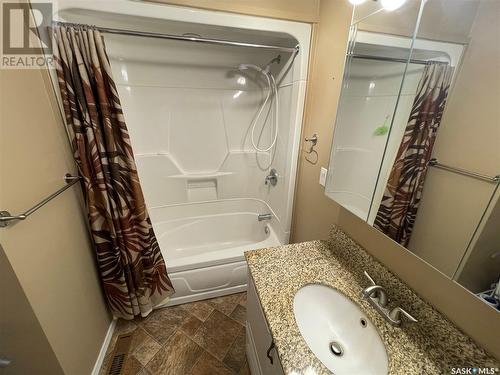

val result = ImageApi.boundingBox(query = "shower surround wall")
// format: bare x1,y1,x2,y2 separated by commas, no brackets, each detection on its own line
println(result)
55,0,310,304
108,36,298,242
108,40,305,303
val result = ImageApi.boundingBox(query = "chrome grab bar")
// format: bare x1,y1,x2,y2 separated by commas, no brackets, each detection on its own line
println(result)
429,158,500,183
0,174,81,228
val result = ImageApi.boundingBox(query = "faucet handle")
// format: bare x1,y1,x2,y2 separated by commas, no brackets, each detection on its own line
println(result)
362,272,388,307
389,307,418,325
363,271,377,286
265,169,278,186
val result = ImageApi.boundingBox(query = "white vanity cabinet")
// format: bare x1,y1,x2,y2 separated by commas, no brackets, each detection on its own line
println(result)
246,274,285,375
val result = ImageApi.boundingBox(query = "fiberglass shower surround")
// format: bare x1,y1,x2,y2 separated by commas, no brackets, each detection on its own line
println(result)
54,0,311,306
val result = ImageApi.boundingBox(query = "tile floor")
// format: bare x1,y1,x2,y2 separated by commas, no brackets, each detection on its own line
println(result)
100,293,249,375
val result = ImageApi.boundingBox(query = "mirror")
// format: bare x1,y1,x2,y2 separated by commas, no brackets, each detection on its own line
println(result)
326,0,500,310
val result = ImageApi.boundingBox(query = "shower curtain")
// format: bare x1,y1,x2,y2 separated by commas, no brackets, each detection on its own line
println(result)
53,25,174,319
374,63,454,246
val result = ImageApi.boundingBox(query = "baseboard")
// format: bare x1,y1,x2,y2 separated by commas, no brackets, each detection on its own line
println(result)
91,317,117,375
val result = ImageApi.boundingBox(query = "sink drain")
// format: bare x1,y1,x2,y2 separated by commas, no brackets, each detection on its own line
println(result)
329,341,344,357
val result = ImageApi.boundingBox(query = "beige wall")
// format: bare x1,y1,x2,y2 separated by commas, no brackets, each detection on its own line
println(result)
0,246,64,375
0,66,111,373
291,0,499,359
290,0,352,242
148,0,320,22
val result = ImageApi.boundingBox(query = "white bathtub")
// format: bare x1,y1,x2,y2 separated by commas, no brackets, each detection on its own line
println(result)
150,199,281,305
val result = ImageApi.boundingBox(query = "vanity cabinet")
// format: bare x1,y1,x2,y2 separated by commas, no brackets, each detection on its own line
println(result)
246,274,285,375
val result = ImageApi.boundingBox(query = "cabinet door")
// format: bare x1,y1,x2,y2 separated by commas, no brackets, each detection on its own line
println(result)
246,274,284,375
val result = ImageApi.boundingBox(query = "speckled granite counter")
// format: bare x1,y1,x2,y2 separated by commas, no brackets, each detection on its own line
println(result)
245,226,499,374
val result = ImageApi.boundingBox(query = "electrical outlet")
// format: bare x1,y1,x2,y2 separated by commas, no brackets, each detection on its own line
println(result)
319,167,328,187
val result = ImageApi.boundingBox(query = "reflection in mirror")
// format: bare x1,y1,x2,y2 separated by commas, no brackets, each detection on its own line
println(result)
352,0,421,38
326,0,421,220
326,0,500,310
456,186,500,308
386,0,499,283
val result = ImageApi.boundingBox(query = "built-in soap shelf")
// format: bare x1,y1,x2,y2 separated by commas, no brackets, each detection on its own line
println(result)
168,172,233,202
168,172,233,179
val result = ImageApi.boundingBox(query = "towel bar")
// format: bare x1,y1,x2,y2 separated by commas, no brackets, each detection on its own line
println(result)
429,159,499,183
0,174,81,228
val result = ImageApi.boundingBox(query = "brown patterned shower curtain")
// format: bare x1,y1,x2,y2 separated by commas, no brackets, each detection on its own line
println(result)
374,63,454,247
53,25,174,319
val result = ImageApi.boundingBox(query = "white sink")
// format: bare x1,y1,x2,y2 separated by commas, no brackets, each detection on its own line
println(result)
293,284,388,375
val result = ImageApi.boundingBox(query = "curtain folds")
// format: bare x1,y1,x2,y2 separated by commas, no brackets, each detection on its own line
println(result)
374,63,454,246
53,25,174,319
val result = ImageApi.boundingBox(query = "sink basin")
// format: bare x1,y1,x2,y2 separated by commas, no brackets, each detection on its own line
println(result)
293,284,388,375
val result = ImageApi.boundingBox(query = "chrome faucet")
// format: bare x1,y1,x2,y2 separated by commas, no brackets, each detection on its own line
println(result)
258,213,273,221
361,271,418,326
362,284,388,307
265,169,278,186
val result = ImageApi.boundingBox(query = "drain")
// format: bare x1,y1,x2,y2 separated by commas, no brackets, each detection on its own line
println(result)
329,341,344,357
360,318,367,328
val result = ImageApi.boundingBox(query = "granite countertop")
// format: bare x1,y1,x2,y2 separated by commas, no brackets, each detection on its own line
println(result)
245,226,499,375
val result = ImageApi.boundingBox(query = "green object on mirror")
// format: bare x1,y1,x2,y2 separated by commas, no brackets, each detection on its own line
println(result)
373,115,390,136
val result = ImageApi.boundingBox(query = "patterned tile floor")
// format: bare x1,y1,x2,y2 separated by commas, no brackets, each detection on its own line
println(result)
100,293,249,375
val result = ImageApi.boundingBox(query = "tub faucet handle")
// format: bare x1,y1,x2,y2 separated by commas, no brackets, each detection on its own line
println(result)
265,169,278,186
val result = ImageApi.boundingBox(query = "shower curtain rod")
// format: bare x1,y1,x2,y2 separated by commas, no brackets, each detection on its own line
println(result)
53,21,299,54
348,53,448,66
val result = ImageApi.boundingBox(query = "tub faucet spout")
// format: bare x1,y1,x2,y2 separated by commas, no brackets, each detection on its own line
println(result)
258,213,273,221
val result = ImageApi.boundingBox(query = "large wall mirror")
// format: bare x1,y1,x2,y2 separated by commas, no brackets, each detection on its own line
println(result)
326,0,500,310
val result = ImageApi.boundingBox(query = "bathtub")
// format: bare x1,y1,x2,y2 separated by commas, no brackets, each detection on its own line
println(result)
150,199,281,306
